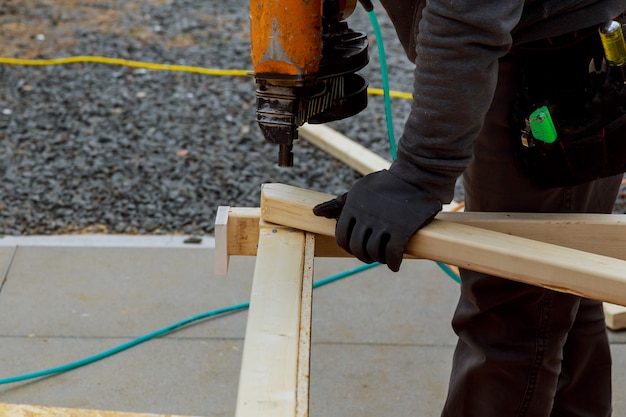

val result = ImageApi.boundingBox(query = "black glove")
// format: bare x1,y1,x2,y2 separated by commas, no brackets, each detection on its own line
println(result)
313,170,441,272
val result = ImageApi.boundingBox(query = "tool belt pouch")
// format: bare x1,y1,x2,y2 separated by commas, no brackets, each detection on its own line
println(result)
511,28,626,187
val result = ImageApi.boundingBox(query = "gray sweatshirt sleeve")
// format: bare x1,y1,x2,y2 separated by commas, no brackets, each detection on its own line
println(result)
388,0,525,203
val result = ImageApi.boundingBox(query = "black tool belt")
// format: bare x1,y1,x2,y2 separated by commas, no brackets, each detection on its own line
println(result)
510,26,626,188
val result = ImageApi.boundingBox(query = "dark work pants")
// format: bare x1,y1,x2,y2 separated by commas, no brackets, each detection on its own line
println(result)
441,59,622,417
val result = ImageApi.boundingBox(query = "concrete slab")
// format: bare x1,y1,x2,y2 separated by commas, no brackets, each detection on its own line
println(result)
0,337,242,417
0,241,251,416
311,258,459,346
0,238,623,416
0,246,252,339
310,344,454,417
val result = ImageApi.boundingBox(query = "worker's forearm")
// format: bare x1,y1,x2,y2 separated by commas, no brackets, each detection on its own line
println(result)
390,0,524,203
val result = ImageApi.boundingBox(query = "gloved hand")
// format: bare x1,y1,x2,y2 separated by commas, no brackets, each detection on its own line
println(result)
313,170,441,272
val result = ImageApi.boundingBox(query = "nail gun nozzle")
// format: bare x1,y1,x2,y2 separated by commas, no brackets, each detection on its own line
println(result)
278,144,294,167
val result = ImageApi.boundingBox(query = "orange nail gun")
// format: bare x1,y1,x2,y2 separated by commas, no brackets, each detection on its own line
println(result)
250,0,370,166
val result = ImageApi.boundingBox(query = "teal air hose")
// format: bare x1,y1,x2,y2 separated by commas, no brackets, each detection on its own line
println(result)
366,8,397,159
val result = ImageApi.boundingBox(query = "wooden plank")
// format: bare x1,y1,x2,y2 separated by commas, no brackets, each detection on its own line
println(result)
298,124,390,175
223,203,626,261
259,183,626,307
437,211,626,261
0,403,190,416
604,303,626,330
296,233,314,417
227,208,264,257
235,224,307,417
215,206,265,275
220,207,348,259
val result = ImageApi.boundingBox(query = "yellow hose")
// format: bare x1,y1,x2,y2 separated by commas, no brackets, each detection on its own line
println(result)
0,56,250,77
0,55,413,99
366,87,412,100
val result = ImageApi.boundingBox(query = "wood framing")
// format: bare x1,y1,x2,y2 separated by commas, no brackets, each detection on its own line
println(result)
0,403,191,416
214,206,349,275
235,224,314,417
214,206,269,275
258,183,626,307
218,187,626,329
219,204,626,261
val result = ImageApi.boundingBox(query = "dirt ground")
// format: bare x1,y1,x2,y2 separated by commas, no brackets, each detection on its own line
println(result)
0,0,184,58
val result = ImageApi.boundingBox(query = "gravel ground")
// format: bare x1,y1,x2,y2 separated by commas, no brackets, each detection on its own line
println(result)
1,0,625,236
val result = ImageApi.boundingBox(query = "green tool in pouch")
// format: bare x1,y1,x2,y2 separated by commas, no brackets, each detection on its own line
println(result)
521,105,558,147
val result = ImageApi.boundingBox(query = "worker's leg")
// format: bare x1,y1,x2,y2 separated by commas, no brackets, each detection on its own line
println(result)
443,273,579,416
440,58,621,417
550,297,613,417
549,177,617,417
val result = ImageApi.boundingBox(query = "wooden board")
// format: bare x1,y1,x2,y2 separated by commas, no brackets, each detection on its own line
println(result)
296,233,314,417
215,206,265,275
259,183,626,307
0,403,190,417
235,224,313,417
298,124,390,175
220,204,626,261
217,207,347,259
604,303,626,330
437,211,626,261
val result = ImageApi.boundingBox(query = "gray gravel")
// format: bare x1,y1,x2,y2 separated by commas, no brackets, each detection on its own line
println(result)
0,0,624,236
